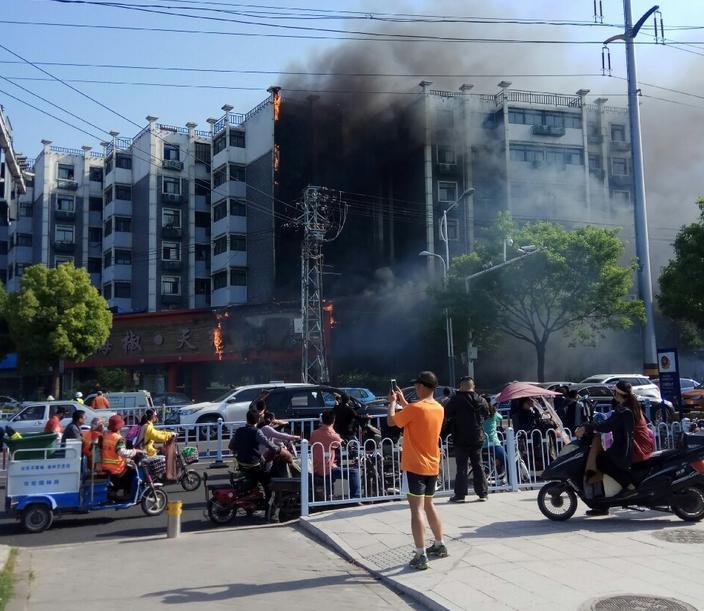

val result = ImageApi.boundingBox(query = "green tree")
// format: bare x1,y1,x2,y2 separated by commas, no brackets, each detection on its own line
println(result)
3,263,112,397
440,217,645,381
659,199,704,335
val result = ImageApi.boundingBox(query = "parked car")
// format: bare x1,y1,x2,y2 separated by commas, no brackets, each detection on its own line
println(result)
400,385,455,404
0,395,21,411
682,387,704,413
176,383,310,427
339,387,378,404
84,390,154,410
579,374,661,401
0,401,116,435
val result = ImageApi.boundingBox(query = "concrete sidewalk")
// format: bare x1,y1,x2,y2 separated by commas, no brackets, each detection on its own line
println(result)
301,491,704,610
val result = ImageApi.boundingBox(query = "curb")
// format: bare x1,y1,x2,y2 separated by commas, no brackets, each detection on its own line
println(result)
299,516,450,611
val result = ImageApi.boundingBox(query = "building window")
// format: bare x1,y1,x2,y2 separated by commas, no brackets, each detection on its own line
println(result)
164,144,180,161
213,200,227,222
213,166,227,187
103,283,112,300
103,250,112,268
162,241,180,261
115,184,132,200
214,235,228,255
104,186,114,204
195,211,210,228
195,278,210,294
16,234,32,247
612,190,631,205
588,154,601,170
195,142,211,164
229,129,245,148
54,255,73,267
213,270,227,290
446,219,460,241
436,109,454,130
114,282,131,298
19,203,33,217
88,257,101,273
230,268,247,286
114,216,131,233
195,244,209,261
114,249,132,265
545,147,583,166
55,225,74,243
437,181,457,203
213,133,226,156
0,241,7,255
436,144,456,165
611,123,626,142
229,164,245,182
89,167,103,182
163,176,181,195
230,234,246,251
230,199,246,216
89,197,102,212
195,179,210,198
161,275,181,295
56,196,75,212
162,208,181,228
115,154,132,169
104,218,113,237
510,145,543,162
58,164,75,180
88,227,102,243
612,157,628,175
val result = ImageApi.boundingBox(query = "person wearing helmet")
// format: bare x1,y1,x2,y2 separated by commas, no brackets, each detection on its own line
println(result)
98,414,144,500
75,391,84,405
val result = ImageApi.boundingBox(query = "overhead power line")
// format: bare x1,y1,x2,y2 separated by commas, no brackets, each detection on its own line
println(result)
2,19,700,45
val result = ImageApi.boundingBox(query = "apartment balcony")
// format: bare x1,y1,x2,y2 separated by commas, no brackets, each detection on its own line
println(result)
56,178,78,191
104,199,132,218
161,260,182,272
161,192,186,205
54,209,76,222
195,226,211,243
102,264,131,283
589,167,606,181
103,232,132,249
11,245,33,263
162,159,184,172
211,286,246,307
194,294,211,308
108,298,132,313
587,134,603,145
104,167,132,185
53,241,76,253
212,250,246,273
161,226,183,240
213,215,246,237
161,294,183,307
89,181,103,197
610,174,632,188
610,140,630,152
195,194,210,211
531,125,566,137
211,180,246,201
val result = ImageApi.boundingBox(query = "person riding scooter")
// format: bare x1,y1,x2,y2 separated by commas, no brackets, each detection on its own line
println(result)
98,415,145,500
576,380,640,514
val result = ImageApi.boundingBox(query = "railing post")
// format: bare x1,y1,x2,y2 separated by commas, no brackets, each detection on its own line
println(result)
506,427,519,492
300,439,310,517
208,418,227,469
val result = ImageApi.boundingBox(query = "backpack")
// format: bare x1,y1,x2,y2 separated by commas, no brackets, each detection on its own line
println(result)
125,424,141,449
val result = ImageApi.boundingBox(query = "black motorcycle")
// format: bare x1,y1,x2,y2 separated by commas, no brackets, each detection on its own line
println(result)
537,431,704,522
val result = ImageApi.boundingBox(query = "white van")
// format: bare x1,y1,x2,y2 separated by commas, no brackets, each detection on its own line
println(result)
85,390,155,424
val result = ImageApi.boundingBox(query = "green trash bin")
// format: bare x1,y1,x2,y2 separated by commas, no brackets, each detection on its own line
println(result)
5,432,59,460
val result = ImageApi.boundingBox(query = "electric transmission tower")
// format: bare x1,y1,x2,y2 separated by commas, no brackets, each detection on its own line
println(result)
298,186,347,384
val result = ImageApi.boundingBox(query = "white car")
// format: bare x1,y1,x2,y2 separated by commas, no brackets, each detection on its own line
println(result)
176,383,309,427
579,374,662,401
0,401,116,435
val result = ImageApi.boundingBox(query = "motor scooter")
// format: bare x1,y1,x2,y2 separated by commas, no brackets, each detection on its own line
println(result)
537,430,704,522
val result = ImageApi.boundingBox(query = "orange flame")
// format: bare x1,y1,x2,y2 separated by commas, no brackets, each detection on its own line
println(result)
273,143,280,173
272,90,282,121
213,323,224,360
323,302,336,327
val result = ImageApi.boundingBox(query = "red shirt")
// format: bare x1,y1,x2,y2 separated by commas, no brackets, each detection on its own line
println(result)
310,424,342,476
43,415,63,435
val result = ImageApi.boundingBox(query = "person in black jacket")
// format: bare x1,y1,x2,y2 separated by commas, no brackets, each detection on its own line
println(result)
577,380,639,511
332,393,370,441
444,376,490,502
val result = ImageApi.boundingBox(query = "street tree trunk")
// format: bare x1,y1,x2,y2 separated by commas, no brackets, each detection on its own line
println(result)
536,341,547,383
52,363,60,399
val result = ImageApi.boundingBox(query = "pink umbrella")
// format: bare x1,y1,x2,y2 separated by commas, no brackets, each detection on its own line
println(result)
495,382,561,404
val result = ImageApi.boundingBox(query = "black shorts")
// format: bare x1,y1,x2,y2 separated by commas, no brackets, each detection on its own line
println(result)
403,472,438,498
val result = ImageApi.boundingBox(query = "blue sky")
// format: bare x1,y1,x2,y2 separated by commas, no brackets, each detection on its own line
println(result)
2,0,701,156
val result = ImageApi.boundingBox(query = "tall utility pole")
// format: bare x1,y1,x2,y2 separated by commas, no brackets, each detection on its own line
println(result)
299,186,347,384
623,2,660,374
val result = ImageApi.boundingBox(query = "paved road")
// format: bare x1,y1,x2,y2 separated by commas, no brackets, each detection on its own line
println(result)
0,464,262,547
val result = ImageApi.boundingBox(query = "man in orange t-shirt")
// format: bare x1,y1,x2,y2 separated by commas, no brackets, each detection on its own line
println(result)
388,371,446,571
92,390,110,409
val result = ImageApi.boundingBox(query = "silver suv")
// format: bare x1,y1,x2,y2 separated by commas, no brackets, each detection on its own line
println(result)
579,374,662,401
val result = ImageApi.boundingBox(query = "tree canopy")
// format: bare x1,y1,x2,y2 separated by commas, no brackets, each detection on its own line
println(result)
439,215,645,381
658,199,704,331
3,263,112,394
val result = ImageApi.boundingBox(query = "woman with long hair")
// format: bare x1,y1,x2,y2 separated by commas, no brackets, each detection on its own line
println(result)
578,380,639,510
